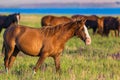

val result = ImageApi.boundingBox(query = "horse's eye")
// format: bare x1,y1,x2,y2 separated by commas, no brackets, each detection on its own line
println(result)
82,28,84,31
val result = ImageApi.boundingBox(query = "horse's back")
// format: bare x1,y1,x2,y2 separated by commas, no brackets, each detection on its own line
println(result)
87,15,98,21
4,25,42,41
41,15,54,26
41,15,71,27
104,17,119,29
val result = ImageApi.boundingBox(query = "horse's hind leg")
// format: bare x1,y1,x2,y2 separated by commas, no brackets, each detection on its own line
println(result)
8,47,19,70
4,45,15,73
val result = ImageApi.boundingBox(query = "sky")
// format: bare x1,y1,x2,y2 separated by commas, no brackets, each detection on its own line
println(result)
0,0,118,8
0,0,117,4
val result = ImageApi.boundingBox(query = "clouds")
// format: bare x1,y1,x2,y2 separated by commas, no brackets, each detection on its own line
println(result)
0,0,117,7
0,0,116,4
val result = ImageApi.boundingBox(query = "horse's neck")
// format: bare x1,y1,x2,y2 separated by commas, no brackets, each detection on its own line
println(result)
57,22,77,42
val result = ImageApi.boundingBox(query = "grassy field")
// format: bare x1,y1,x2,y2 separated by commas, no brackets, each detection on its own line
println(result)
0,14,120,80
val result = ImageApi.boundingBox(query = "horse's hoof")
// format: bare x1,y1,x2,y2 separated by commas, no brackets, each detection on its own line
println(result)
32,70,36,76
6,68,9,74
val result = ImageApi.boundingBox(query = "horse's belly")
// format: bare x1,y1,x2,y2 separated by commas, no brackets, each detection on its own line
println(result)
21,49,39,56
20,46,41,56
17,40,42,56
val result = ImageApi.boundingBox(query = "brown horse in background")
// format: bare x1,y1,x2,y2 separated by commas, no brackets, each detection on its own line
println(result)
41,15,72,27
3,19,91,74
72,15,99,34
0,13,20,33
97,17,104,35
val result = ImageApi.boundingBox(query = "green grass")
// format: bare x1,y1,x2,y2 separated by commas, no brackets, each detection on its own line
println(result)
0,14,120,80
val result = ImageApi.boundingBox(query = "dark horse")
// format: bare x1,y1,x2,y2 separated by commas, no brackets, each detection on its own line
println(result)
0,13,20,33
72,15,99,34
103,16,120,37
41,15,72,27
97,16,120,36
3,19,91,74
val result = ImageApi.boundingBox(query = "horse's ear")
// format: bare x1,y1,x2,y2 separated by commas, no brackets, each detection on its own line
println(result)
72,18,77,22
81,18,87,23
78,17,86,22
76,17,82,21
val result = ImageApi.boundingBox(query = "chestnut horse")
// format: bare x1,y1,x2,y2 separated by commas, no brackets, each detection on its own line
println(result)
3,19,91,74
0,13,20,33
41,15,72,27
97,17,104,35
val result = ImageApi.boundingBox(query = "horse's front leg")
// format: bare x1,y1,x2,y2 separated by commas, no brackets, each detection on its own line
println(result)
53,54,61,73
117,25,120,36
114,30,118,37
33,54,46,74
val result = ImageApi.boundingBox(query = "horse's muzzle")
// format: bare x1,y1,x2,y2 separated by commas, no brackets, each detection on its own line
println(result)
85,37,91,45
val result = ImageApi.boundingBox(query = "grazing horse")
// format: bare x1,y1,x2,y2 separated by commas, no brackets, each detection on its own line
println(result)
0,13,20,33
104,17,120,37
41,15,72,27
97,17,104,35
72,15,99,34
97,16,120,37
3,19,91,74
